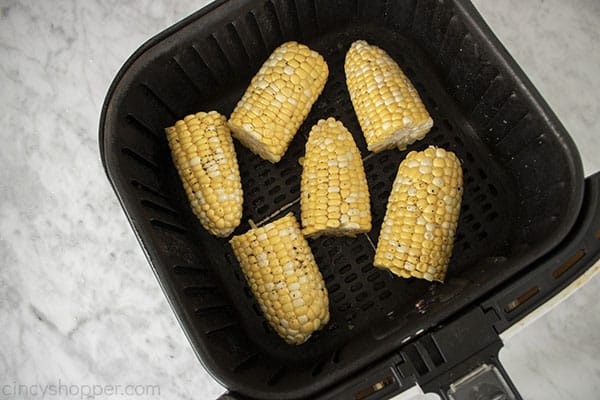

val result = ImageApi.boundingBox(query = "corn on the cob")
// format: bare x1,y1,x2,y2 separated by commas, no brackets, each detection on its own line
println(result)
374,146,462,282
165,111,243,237
228,41,329,163
345,40,433,153
300,117,371,238
229,213,329,345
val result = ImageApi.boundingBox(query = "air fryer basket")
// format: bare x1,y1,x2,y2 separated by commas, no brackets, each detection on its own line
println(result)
100,0,587,398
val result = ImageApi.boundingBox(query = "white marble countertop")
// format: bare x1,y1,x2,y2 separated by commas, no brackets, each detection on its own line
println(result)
1,0,599,399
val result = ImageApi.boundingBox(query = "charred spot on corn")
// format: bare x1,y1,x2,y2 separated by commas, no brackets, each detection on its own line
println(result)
301,117,372,238
345,40,433,153
229,213,330,345
228,41,329,163
165,111,243,237
374,146,463,282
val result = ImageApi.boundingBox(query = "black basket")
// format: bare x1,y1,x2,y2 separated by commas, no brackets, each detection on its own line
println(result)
99,0,592,399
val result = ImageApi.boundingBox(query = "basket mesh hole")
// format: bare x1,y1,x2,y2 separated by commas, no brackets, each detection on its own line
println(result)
274,194,286,203
257,167,269,178
130,179,169,200
340,264,352,274
280,167,293,177
332,292,346,303
361,264,373,273
367,271,381,282
324,274,335,284
150,219,187,234
379,290,392,300
361,300,375,311
355,291,369,303
268,186,281,195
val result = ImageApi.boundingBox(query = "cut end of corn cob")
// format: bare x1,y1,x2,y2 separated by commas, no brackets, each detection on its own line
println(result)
374,146,462,282
301,117,371,238
165,111,243,237
345,40,433,153
229,41,329,163
229,213,330,345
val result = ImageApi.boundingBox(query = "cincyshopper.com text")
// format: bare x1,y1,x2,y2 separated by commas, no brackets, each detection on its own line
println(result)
1,380,160,399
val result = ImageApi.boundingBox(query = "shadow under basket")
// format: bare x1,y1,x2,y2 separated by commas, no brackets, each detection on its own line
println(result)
99,0,586,399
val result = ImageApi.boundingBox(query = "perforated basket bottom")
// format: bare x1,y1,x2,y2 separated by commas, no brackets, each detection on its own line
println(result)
149,25,514,364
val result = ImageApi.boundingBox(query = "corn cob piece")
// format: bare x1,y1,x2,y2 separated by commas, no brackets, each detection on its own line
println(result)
345,40,433,153
228,41,329,163
165,111,243,237
300,117,371,238
374,146,462,282
229,213,329,345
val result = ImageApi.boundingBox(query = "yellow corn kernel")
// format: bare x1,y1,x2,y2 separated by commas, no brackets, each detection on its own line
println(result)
229,41,329,163
374,146,462,282
165,111,243,237
301,117,371,238
230,213,329,345
345,40,433,153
